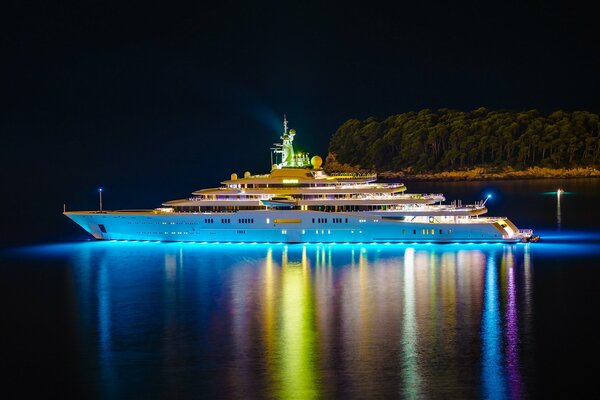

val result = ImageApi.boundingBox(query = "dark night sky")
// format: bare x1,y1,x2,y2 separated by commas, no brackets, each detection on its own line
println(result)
1,0,598,243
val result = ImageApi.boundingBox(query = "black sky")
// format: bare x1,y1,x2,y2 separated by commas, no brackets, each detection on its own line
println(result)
1,0,598,243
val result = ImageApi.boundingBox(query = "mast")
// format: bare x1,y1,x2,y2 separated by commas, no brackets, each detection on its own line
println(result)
271,114,309,168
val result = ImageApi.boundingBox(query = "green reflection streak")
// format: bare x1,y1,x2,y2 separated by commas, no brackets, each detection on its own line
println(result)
401,248,421,398
277,246,319,400
263,248,277,392
429,251,438,342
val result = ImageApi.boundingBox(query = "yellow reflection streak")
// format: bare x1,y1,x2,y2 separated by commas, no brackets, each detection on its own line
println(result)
401,248,421,398
441,250,460,387
277,247,319,399
262,248,277,392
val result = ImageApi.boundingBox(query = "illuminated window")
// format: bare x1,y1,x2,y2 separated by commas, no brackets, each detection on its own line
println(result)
266,218,270,224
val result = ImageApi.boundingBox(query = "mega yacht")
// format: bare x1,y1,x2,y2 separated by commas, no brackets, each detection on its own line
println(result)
65,118,536,243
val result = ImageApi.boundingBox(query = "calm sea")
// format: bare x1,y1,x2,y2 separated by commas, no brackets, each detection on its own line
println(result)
1,179,599,399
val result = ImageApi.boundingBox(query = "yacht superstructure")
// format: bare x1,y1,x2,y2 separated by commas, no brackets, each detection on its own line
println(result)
65,118,535,243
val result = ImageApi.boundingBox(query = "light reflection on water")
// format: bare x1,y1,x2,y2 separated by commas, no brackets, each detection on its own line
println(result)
14,241,565,398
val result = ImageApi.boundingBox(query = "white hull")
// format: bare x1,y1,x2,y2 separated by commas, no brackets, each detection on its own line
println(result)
65,210,521,243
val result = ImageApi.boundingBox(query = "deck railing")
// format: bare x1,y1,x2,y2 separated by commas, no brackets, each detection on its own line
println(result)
185,193,444,202
327,172,378,179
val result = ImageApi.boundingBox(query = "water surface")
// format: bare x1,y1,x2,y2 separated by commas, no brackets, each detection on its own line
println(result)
2,179,599,399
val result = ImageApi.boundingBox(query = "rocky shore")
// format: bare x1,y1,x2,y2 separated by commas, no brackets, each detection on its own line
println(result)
325,160,600,181
377,167,600,181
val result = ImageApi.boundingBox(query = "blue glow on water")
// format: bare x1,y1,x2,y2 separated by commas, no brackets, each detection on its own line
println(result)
10,228,600,264
3,226,599,398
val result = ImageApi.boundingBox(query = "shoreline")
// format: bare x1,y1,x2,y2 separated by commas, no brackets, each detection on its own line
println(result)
328,167,600,181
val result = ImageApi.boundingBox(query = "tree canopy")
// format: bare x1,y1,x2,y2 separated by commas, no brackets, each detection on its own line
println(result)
327,108,600,172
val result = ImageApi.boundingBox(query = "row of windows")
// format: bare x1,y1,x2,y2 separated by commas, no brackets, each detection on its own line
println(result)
125,217,400,226
131,228,459,236
312,217,348,224
400,229,453,235
204,218,249,224
134,231,259,235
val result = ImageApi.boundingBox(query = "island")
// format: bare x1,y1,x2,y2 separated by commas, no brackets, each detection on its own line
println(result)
326,108,600,180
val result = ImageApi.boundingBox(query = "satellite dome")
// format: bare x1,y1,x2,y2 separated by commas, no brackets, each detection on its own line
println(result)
310,155,323,169
230,173,238,180
289,129,296,134
244,171,251,178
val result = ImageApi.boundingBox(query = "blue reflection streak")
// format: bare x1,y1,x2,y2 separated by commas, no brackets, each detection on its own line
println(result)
98,257,117,397
481,253,506,399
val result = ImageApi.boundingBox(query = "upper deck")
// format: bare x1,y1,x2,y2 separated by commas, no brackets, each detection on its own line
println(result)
162,118,416,208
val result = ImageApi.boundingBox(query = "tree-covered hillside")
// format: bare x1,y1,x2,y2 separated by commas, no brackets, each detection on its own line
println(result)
327,108,600,172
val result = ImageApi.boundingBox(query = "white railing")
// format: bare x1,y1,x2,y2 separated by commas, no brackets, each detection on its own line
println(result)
327,172,378,179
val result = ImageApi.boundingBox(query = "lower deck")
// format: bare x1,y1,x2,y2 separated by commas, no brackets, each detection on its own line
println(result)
65,210,523,243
